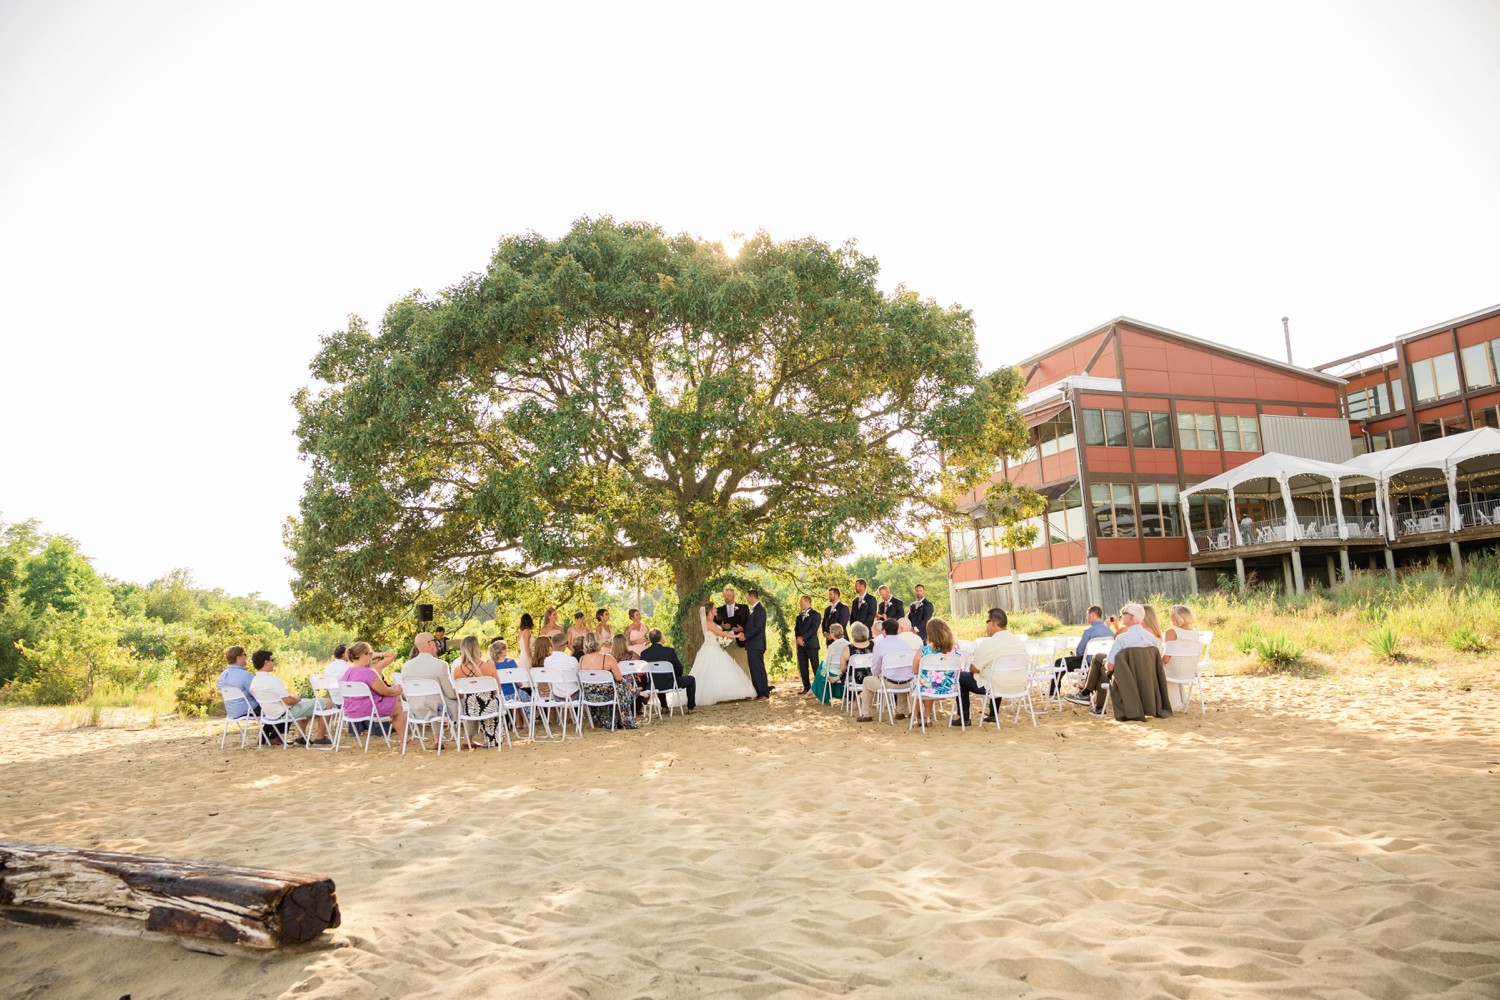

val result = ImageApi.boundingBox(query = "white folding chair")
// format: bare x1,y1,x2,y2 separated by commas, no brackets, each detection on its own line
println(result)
495,666,537,740
1198,630,1216,678
981,654,1036,728
528,664,581,740
306,675,343,751
909,653,963,733
336,680,393,752
579,669,622,731
1024,638,1061,712
452,675,506,750
844,653,875,716
399,677,450,755
1066,637,1115,705
616,660,653,723
256,695,309,749
645,661,685,720
217,687,260,749
1162,639,1206,715
874,652,914,725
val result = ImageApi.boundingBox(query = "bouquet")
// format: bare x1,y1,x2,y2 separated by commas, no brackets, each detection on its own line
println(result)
714,632,734,649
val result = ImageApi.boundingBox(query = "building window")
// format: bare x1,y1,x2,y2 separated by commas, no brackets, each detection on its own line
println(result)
1418,414,1469,441
1188,493,1229,539
1104,409,1126,447
1126,410,1173,448
1081,409,1104,446
1461,340,1500,392
1410,353,1462,404
1079,408,1136,447
1047,485,1086,544
1177,412,1220,450
1391,377,1405,410
1351,435,1369,456
1090,483,1136,538
1346,384,1394,420
951,527,978,561
1473,405,1500,430
1034,409,1076,458
1137,484,1183,537
1219,414,1262,452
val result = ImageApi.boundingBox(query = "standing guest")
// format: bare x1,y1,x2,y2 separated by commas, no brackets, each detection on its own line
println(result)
956,609,1027,727
402,632,461,725
640,628,696,713
906,585,933,641
875,585,904,625
578,632,637,730
433,627,450,658
567,613,590,647
812,623,849,705
822,588,850,644
624,609,649,659
743,589,771,700
896,618,923,652
452,635,500,748
516,614,535,671
324,644,351,682
793,594,822,696
857,619,915,722
216,646,258,718
595,608,614,645
248,650,330,746
850,579,876,635
340,641,404,736
541,608,566,643
1161,604,1202,713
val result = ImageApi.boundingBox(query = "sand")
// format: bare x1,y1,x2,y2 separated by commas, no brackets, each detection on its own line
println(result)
2,675,1499,999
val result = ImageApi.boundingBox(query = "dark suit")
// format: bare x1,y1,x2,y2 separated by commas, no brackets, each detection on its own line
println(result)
641,641,695,710
876,597,905,623
743,601,769,697
823,601,849,642
907,597,933,640
715,603,748,646
794,607,822,692
850,591,876,634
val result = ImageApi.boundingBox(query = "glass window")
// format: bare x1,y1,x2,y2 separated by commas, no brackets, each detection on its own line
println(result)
1090,482,1136,538
1137,484,1183,537
1159,484,1181,536
1462,341,1500,391
1390,377,1404,410
1177,413,1198,449
1055,408,1075,454
1188,494,1228,539
1130,411,1152,448
1351,435,1369,456
1347,388,1369,420
1104,409,1126,447
1220,415,1241,451
1392,427,1411,447
1412,359,1436,403
1151,411,1173,449
1195,413,1218,450
1412,353,1462,403
1081,409,1104,446
1240,415,1260,451
1040,425,1057,457
1435,353,1460,398
1474,405,1500,430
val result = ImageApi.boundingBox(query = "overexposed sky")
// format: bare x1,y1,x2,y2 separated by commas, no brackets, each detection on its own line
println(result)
2,0,1498,603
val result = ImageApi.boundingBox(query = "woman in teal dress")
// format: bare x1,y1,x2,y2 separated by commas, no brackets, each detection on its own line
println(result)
812,624,850,705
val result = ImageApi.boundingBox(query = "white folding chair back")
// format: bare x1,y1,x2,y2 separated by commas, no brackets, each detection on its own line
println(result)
1198,630,1216,677
981,653,1036,729
399,676,449,755
217,687,259,749
646,661,683,720
844,653,875,716
452,674,506,750
335,680,393,752
494,666,535,740
306,675,343,751
528,664,580,741
909,653,963,733
578,668,621,731
1083,637,1113,661
1162,639,1206,714
253,690,307,749
875,652,915,724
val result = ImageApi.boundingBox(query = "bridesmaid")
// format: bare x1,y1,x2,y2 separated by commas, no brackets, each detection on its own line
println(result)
541,607,566,644
516,613,535,672
567,612,590,647
624,608,648,659
595,608,614,645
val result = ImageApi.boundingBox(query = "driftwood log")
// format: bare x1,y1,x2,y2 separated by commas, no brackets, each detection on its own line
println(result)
0,841,340,949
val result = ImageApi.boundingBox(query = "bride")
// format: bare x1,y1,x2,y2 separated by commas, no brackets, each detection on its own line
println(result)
691,601,757,706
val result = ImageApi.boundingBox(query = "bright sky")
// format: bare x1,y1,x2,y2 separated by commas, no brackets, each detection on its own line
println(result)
2,1,1498,604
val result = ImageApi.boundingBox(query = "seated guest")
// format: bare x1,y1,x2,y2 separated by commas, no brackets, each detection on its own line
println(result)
846,620,874,664
1055,605,1113,695
956,608,1027,727
567,613,590,647
896,618,923,652
248,649,330,745
340,641,404,734
401,632,461,724
811,623,849,705
324,643,351,682
1161,604,1202,712
909,617,959,727
624,609,649,659
858,619,916,722
215,645,258,718
542,634,582,700
1141,604,1164,642
487,639,527,699
578,632,637,730
1076,603,1159,716
452,635,500,748
640,628,696,713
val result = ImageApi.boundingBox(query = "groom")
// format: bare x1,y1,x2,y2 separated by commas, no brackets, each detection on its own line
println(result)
743,588,771,700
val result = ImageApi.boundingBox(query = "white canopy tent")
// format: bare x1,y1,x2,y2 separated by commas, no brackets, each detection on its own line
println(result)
1178,453,1376,555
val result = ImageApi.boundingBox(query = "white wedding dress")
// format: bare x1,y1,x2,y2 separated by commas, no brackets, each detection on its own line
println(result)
690,609,757,706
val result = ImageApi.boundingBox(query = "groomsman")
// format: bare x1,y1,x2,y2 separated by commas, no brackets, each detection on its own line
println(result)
850,578,876,635
907,584,933,640
794,595,822,695
875,585,904,624
823,587,849,644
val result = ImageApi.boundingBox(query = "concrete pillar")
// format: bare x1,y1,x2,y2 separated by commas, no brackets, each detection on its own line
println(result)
1325,554,1336,586
1291,548,1305,595
1451,540,1464,575
1339,547,1352,583
1235,557,1247,593
1282,555,1294,593
1187,565,1199,595
1384,548,1396,582
1087,556,1103,608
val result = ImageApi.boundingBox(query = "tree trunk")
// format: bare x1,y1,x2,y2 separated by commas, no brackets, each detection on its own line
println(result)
674,560,711,656
0,841,340,950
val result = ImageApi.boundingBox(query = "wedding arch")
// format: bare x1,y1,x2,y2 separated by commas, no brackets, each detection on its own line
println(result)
671,572,793,671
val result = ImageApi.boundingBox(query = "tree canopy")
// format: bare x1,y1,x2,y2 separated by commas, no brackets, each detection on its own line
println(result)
288,217,1035,645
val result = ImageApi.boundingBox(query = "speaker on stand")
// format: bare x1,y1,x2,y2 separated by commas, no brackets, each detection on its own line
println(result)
416,603,434,623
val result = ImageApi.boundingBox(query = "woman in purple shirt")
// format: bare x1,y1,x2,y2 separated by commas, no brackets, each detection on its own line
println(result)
340,641,405,735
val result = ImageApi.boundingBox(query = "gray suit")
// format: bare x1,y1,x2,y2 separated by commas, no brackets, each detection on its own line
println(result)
400,652,460,722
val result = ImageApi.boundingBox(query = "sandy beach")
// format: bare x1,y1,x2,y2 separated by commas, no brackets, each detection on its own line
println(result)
3,675,1499,999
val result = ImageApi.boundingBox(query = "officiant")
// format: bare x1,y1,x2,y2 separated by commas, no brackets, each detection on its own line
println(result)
715,586,751,677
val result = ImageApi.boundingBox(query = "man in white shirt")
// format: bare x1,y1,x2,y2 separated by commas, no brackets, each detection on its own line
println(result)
956,608,1028,726
858,620,917,721
247,650,330,745
401,632,461,723
896,618,923,652
1076,603,1156,715
324,644,351,682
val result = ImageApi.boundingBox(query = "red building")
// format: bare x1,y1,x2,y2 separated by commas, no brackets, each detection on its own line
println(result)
947,317,1348,620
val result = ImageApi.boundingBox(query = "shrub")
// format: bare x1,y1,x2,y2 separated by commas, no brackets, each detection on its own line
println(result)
1367,626,1403,661
1009,608,1062,636
1255,632,1304,670
1450,628,1493,655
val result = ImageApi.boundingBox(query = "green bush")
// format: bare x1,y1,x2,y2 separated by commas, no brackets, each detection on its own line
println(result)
1368,626,1403,661
1254,632,1305,671
1450,628,1492,655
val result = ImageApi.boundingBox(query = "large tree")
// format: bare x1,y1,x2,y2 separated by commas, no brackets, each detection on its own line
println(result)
288,217,1034,647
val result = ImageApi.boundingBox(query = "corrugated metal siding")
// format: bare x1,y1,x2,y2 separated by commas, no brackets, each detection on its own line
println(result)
1261,415,1354,463
953,569,1212,623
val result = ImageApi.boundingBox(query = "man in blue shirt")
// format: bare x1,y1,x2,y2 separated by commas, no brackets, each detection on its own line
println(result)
1058,605,1113,697
215,645,258,718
